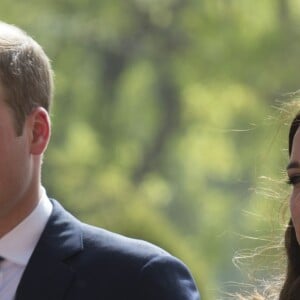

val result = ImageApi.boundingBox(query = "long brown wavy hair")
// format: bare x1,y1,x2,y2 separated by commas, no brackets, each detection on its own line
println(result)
279,113,300,300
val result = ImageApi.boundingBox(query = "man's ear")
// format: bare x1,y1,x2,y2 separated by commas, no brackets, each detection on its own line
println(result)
28,107,51,155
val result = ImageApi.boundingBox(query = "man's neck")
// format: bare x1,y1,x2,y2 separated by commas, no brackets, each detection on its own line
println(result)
0,185,40,238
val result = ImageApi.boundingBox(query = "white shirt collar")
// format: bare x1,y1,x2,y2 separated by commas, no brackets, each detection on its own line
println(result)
0,187,53,266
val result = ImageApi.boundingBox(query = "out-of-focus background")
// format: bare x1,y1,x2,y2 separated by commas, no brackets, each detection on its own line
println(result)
2,0,300,298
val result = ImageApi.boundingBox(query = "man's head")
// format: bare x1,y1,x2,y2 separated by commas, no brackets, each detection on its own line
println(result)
0,22,53,135
0,22,52,235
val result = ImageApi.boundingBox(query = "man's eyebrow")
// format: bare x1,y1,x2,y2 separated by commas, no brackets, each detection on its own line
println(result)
286,161,300,170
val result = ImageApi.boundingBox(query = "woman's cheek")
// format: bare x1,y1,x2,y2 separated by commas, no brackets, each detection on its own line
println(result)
291,189,300,239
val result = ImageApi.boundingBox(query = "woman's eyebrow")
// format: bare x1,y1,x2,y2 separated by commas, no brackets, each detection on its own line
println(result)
286,161,300,170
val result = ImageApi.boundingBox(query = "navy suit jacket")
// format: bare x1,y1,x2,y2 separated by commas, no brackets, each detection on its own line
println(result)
14,200,200,300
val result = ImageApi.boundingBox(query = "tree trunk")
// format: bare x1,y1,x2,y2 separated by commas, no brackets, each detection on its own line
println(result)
278,0,290,29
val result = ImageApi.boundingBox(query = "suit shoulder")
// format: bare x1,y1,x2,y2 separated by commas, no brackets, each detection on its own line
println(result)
79,224,200,300
80,222,169,261
46,200,200,299
49,199,170,264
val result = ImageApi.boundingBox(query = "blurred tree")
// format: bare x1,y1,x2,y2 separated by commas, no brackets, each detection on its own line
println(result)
0,0,299,298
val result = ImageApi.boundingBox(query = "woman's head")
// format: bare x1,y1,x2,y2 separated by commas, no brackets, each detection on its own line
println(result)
287,113,300,243
279,112,300,300
289,113,300,156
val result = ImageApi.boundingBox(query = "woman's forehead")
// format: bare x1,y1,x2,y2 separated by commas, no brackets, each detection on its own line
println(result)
291,128,300,157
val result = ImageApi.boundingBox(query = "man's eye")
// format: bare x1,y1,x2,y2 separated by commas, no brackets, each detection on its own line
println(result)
287,175,300,186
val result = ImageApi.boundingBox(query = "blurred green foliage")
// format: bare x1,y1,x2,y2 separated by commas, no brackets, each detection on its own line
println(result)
2,0,300,298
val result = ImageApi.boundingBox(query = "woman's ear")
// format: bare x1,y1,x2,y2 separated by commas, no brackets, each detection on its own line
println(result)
28,107,51,155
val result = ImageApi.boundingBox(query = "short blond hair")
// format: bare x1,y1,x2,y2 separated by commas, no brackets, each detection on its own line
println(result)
0,22,53,135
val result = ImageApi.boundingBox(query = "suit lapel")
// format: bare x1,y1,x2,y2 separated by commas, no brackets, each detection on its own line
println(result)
15,200,83,300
